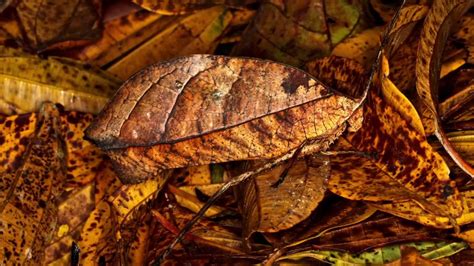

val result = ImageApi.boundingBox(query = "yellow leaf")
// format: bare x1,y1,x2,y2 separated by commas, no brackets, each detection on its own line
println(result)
109,177,169,226
327,93,461,220
371,189,474,229
0,52,121,114
169,184,226,217
332,27,383,66
380,55,425,135
0,104,66,264
78,201,117,264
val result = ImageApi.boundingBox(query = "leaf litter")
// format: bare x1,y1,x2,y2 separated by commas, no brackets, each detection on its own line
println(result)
0,0,474,265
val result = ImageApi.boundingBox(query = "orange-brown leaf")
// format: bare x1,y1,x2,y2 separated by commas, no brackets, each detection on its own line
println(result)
87,55,361,183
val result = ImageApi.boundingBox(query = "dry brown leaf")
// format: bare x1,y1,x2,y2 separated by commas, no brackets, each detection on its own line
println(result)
16,0,102,50
132,0,256,14
87,55,362,183
77,10,176,66
233,0,368,66
106,6,233,79
236,156,328,250
415,0,474,176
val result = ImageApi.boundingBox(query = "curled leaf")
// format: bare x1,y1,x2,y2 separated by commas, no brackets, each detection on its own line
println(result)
237,156,328,249
415,0,474,176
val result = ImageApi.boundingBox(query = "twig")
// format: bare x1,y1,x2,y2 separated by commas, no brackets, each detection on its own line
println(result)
156,146,300,264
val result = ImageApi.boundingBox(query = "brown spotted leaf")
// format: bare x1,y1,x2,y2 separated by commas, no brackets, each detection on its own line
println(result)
415,0,474,176
326,93,462,220
86,55,362,183
232,0,369,66
0,104,66,264
306,55,369,98
132,0,256,14
0,51,121,115
16,0,102,51
78,201,118,264
236,156,328,250
109,174,170,227
371,189,474,229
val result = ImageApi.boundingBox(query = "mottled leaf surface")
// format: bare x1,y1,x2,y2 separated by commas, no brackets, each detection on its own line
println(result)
0,104,66,264
87,55,361,182
232,0,367,66
16,0,101,50
0,52,120,114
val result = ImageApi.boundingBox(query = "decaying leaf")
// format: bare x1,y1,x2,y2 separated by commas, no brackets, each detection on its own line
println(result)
278,241,467,265
236,156,329,249
326,93,462,220
44,183,94,264
0,50,121,114
267,199,376,247
233,0,368,66
169,184,227,217
0,104,66,264
77,10,176,67
385,246,451,266
109,176,169,227
305,51,460,220
370,189,474,229
306,55,369,98
380,54,425,134
331,26,383,67
148,198,249,264
78,201,117,264
415,0,474,176
16,0,102,50
86,54,362,183
106,6,234,79
132,0,256,14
